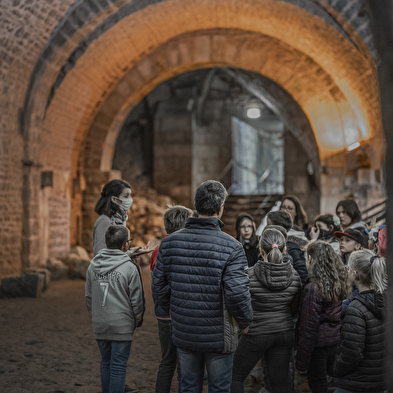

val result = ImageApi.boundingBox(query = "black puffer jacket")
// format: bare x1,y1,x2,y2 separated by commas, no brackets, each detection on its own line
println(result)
247,257,302,335
152,218,253,353
333,290,386,392
286,236,308,284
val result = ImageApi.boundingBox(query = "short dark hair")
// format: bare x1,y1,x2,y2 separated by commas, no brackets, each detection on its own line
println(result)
267,211,293,232
194,180,227,216
336,199,362,224
164,205,193,234
105,225,129,250
95,179,131,217
264,224,288,241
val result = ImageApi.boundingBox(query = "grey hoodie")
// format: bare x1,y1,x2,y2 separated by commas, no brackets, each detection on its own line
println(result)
85,248,145,341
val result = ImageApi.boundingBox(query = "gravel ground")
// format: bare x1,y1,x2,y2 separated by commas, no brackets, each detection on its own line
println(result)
0,268,311,393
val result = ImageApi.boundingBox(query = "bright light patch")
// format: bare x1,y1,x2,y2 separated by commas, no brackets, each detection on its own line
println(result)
247,108,261,119
347,142,360,151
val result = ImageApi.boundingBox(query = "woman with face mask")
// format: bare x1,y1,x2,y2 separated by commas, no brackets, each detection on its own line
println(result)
93,179,156,257
310,214,341,255
93,179,134,256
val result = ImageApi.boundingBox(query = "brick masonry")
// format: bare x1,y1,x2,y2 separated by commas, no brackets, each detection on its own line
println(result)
0,0,385,278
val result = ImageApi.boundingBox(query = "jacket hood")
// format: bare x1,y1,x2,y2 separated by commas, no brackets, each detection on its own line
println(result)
90,248,131,275
235,213,255,234
355,290,385,320
253,257,296,290
351,221,366,230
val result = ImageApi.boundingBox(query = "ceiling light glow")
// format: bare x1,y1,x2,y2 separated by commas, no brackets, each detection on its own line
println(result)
247,108,261,119
347,142,360,151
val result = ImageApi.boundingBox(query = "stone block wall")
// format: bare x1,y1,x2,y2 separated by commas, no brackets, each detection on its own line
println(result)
285,131,321,224
153,101,193,207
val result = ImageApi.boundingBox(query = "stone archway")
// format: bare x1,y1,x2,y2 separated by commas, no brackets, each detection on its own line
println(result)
15,0,383,267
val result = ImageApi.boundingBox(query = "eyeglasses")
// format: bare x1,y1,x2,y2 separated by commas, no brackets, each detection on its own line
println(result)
240,225,253,230
123,238,133,245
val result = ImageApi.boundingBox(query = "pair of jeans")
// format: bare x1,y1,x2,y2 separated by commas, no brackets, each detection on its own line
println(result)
177,347,234,393
231,330,294,393
96,339,132,393
307,345,336,393
156,319,181,393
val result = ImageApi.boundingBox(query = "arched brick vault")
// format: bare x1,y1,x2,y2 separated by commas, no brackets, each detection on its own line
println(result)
15,0,385,263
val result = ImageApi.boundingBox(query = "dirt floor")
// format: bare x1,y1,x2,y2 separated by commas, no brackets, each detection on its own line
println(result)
0,267,312,393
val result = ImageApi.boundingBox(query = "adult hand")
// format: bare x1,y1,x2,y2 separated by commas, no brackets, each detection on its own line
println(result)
132,239,160,256
239,326,249,335
310,227,319,241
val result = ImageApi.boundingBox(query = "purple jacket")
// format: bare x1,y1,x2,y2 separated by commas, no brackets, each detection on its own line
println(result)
296,282,342,371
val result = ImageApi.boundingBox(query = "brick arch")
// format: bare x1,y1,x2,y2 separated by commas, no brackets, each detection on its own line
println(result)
26,0,382,258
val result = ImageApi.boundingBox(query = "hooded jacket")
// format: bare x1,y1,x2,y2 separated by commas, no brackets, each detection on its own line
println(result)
296,282,342,372
152,217,253,353
247,257,302,335
333,290,386,392
85,248,145,341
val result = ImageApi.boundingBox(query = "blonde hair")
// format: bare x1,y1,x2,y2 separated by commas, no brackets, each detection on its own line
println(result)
348,249,387,293
260,228,286,264
307,241,350,302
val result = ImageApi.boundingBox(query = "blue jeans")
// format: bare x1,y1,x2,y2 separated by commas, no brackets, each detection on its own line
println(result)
177,347,234,393
156,319,181,393
96,339,132,393
231,330,294,393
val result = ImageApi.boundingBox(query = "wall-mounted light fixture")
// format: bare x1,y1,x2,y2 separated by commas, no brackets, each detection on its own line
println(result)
347,141,360,151
246,108,261,119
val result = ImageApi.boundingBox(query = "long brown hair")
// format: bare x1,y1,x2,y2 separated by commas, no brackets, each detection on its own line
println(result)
307,241,350,302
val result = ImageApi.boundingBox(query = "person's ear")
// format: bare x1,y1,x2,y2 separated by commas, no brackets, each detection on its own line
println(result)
111,196,118,204
355,243,361,250
217,204,224,218
328,225,334,232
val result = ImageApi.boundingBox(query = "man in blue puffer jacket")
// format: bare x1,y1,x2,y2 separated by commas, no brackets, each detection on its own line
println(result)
153,180,253,393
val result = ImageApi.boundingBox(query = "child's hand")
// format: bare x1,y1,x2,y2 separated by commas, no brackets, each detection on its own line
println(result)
310,227,319,241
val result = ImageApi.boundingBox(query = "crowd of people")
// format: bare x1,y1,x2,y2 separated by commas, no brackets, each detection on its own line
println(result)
84,179,388,393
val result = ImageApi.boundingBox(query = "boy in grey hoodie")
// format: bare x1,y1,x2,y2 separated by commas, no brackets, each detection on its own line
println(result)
85,225,145,393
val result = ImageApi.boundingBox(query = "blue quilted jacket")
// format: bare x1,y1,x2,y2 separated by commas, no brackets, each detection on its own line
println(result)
152,217,253,353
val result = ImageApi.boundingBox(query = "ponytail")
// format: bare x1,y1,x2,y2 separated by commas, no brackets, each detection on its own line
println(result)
260,228,286,264
370,255,387,293
348,250,387,293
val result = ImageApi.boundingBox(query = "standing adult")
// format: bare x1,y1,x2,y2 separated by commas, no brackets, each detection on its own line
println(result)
93,179,156,257
335,199,368,247
152,180,253,393
236,213,260,268
93,179,134,256
280,195,308,232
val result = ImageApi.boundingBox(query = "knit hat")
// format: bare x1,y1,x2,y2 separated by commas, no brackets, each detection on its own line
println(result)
334,228,364,245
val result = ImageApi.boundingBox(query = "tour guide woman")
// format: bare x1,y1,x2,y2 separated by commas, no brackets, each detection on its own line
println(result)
93,179,156,256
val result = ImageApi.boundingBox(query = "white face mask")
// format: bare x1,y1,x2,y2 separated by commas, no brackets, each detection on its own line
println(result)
117,197,133,211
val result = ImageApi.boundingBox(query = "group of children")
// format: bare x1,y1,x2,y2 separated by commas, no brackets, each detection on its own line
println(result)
85,190,387,393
